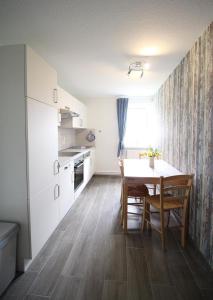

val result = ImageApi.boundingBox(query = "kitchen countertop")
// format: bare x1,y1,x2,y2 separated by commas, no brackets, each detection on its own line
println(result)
58,146,95,168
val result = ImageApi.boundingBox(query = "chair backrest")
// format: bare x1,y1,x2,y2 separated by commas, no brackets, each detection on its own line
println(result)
159,175,193,209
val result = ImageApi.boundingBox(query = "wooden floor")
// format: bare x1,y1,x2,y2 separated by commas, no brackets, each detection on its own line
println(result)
2,176,213,300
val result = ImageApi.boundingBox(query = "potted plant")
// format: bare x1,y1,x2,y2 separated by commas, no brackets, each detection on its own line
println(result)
139,147,161,168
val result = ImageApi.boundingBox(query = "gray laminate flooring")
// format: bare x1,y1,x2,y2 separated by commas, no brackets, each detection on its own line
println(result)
1,176,213,300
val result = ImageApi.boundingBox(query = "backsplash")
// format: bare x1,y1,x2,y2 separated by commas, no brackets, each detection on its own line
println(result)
58,128,76,150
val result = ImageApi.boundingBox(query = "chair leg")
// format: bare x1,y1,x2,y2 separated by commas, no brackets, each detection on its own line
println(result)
146,202,151,231
166,210,170,228
120,189,124,225
160,209,165,250
142,199,147,232
181,204,188,248
123,184,128,233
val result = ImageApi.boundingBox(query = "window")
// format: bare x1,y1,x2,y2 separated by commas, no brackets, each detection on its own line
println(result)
124,102,157,148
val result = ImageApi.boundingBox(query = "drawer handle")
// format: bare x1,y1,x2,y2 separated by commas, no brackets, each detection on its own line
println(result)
54,184,60,200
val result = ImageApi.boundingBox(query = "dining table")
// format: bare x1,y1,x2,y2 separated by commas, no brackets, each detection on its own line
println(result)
122,158,184,232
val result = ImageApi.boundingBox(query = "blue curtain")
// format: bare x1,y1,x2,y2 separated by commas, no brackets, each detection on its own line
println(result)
117,98,129,157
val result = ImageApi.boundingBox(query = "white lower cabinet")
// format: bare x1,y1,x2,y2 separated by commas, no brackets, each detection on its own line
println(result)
30,178,60,258
89,149,96,179
59,162,75,220
83,156,91,186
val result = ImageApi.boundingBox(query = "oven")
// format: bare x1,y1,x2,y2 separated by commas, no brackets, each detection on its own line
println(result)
74,155,84,191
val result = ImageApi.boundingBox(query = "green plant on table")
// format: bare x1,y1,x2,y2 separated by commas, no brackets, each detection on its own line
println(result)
139,147,161,159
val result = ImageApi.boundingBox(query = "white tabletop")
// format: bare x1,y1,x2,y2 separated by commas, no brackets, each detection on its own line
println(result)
124,159,183,180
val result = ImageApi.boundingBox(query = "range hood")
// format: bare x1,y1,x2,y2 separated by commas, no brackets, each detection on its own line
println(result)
60,108,79,119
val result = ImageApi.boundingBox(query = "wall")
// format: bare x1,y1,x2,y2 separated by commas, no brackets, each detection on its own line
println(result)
58,127,76,150
155,23,213,267
83,97,119,174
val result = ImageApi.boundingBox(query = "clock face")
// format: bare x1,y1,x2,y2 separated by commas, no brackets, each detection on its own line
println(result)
87,131,95,142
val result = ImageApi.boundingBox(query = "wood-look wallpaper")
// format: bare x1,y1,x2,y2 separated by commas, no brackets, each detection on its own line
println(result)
154,22,213,267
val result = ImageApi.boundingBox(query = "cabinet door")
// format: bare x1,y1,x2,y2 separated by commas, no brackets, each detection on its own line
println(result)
26,47,58,107
90,149,96,178
27,98,59,198
84,157,91,186
30,178,60,258
57,86,73,110
59,163,75,220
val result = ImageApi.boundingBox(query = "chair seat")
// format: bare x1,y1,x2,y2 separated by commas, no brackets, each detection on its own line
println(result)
147,195,183,210
128,184,149,198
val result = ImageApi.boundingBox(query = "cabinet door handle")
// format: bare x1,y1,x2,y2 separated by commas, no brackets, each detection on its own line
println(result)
53,88,58,103
58,184,60,198
54,184,60,200
54,160,60,175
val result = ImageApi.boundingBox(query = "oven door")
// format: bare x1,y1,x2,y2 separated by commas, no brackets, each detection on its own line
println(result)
74,160,84,191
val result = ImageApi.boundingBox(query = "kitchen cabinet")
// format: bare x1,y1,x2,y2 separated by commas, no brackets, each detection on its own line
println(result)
0,44,88,271
81,150,96,190
57,86,72,111
0,45,60,271
27,97,60,261
30,178,60,258
83,156,91,186
57,85,87,129
27,98,59,197
89,149,96,179
59,162,75,220
72,101,87,128
26,47,58,107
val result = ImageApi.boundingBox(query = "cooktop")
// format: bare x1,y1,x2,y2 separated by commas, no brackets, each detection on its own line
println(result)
59,152,80,157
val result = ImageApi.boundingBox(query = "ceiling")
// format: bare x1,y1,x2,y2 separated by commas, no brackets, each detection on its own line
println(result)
0,0,212,100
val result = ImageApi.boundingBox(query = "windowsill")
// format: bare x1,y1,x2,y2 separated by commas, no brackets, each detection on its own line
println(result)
124,147,149,150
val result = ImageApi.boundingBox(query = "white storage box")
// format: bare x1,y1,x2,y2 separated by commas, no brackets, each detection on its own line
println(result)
0,222,18,295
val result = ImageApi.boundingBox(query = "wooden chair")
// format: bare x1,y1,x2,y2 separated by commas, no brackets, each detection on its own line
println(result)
119,159,149,226
142,175,193,249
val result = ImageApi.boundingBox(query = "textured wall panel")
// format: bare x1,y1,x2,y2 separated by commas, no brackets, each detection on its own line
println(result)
155,23,213,267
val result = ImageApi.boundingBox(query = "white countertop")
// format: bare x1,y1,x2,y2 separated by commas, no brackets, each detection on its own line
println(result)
58,147,95,168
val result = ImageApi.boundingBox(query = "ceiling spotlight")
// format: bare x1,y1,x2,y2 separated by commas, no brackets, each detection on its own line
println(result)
127,61,149,78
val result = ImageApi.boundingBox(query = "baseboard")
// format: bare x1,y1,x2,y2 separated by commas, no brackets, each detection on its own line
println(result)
95,171,120,176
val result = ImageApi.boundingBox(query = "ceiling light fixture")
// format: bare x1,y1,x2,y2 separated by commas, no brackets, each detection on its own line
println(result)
127,61,149,79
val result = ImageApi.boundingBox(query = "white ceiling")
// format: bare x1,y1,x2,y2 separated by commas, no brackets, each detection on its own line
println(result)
0,0,212,100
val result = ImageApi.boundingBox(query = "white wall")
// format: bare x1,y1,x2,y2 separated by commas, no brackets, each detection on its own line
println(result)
83,97,119,175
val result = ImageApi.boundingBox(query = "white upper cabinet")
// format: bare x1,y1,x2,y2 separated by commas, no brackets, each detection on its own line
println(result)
57,86,72,110
72,100,87,128
26,47,58,107
58,85,88,129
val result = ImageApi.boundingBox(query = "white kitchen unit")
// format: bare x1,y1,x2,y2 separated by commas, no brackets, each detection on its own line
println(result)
72,100,87,128
26,47,58,107
89,148,96,180
83,153,91,187
27,98,60,258
59,161,75,220
58,87,88,129
82,149,96,188
0,44,89,271
57,85,73,111
0,45,60,271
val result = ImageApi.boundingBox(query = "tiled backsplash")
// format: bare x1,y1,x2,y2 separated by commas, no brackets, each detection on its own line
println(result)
58,128,76,150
